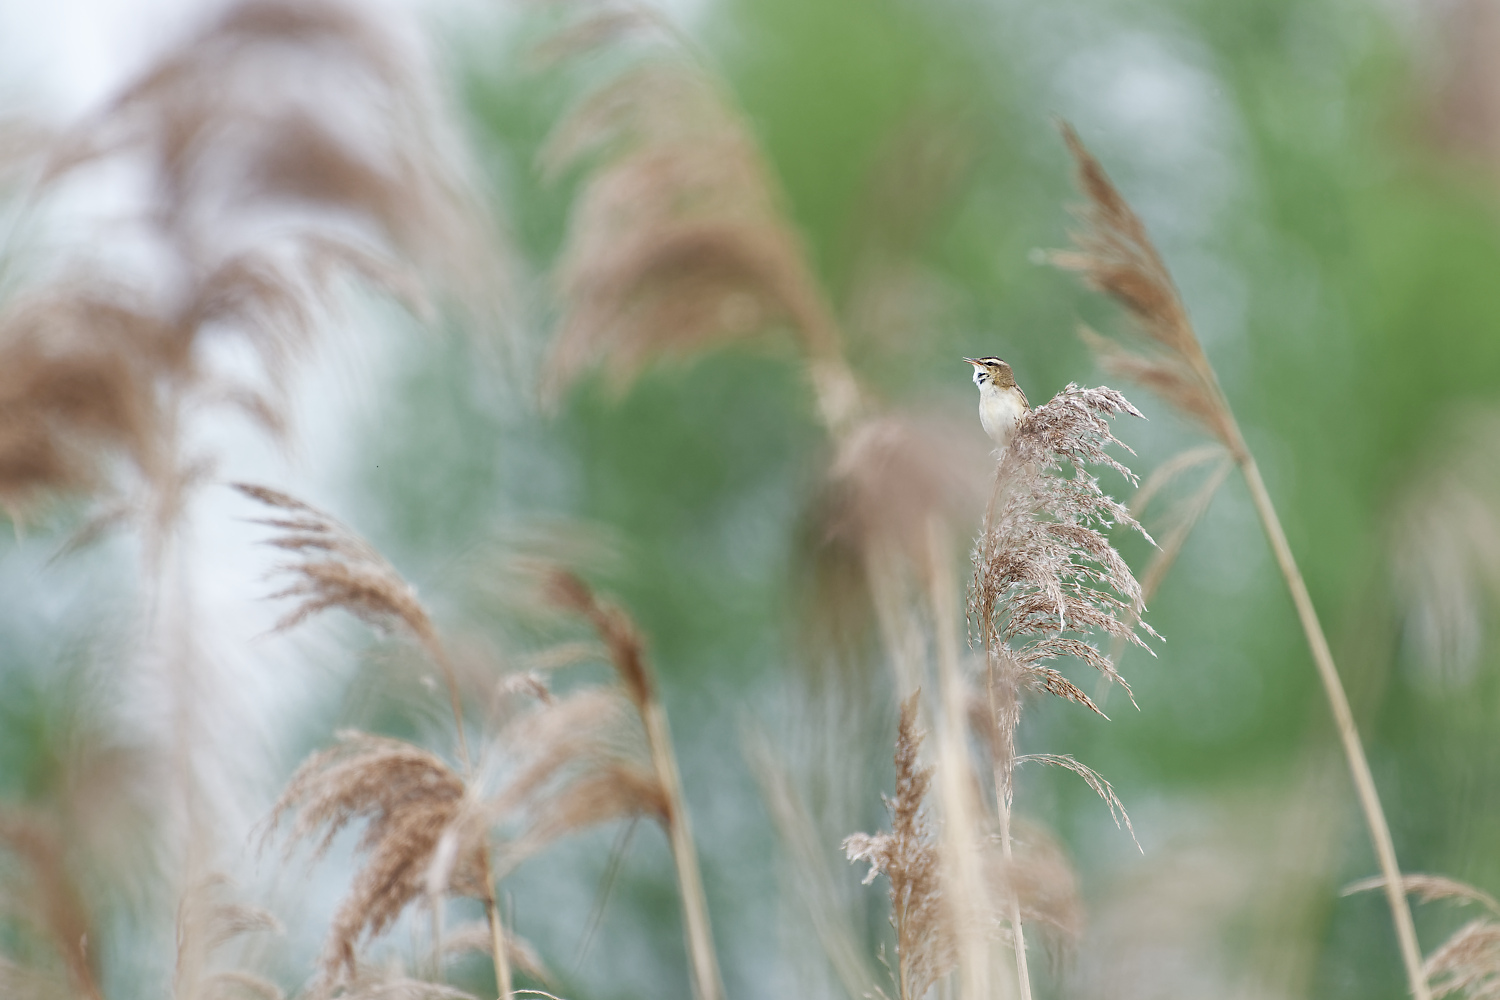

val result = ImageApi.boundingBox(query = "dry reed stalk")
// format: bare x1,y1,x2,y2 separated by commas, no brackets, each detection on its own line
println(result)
966,382,1154,1000
542,570,722,1000
843,694,957,1000
1051,122,1432,999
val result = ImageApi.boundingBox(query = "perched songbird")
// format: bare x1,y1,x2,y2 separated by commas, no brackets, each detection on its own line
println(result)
964,356,1030,450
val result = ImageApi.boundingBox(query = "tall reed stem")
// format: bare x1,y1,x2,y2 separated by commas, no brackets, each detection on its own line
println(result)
641,699,725,1000
924,520,1008,1000
1236,454,1429,1000
984,659,1030,1000
484,891,512,999
1054,124,1431,997
554,574,725,1000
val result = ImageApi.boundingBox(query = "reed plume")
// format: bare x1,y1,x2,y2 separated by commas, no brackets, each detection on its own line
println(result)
236,483,471,766
0,0,498,522
842,693,955,1000
0,811,101,1000
966,382,1153,998
538,0,854,426
1348,875,1500,998
240,483,504,990
1051,121,1432,999
173,875,283,1000
246,488,673,993
543,569,722,1000
268,733,477,981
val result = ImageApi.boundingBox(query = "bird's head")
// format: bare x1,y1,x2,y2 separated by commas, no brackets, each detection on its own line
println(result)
963,357,1018,390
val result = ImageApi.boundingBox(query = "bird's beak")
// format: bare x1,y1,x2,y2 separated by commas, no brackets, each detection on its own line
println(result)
962,358,984,368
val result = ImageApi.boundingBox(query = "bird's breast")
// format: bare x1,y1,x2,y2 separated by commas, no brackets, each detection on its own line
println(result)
979,387,1027,448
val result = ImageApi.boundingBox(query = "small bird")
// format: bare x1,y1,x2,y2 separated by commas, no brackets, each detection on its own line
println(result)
964,356,1030,450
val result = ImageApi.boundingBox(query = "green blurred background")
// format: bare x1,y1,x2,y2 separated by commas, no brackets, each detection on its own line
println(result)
7,0,1500,997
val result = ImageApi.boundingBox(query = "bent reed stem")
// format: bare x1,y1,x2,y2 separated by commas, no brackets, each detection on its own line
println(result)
1235,454,1429,1000
554,574,724,1000
924,519,1006,1000
641,699,724,1000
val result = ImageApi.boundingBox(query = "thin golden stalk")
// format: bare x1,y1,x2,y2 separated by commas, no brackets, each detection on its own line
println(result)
547,573,724,1000
641,699,722,1000
1054,123,1431,1000
484,892,512,999
922,519,1006,1000
984,670,1030,1000
1236,453,1428,999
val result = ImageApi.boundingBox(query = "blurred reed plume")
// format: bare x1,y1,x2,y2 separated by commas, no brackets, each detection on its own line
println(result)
241,483,513,991
1389,406,1500,683
0,0,500,521
173,875,282,1000
538,0,855,426
1051,122,1433,999
1348,875,1500,999
242,485,707,997
268,733,477,980
236,482,472,765
0,812,100,1000
843,693,955,1000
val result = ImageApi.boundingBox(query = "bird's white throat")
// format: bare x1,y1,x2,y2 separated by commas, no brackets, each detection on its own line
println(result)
978,383,1027,449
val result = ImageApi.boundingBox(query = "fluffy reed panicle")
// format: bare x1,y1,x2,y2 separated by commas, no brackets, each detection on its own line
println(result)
971,384,1155,723
1046,124,1237,454
0,812,101,1000
0,0,498,518
268,733,482,982
235,484,435,643
1347,875,1500,999
173,875,283,1000
1388,406,1500,681
539,1,844,409
236,482,475,764
843,694,955,1000
479,686,667,874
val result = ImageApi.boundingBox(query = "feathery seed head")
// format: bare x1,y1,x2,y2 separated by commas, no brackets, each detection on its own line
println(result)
843,693,955,1000
541,18,840,400
235,483,435,644
971,384,1156,722
1049,123,1238,454
266,732,477,982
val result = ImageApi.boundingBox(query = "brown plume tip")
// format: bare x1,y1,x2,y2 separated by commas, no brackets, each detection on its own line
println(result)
1048,122,1238,453
540,568,654,708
